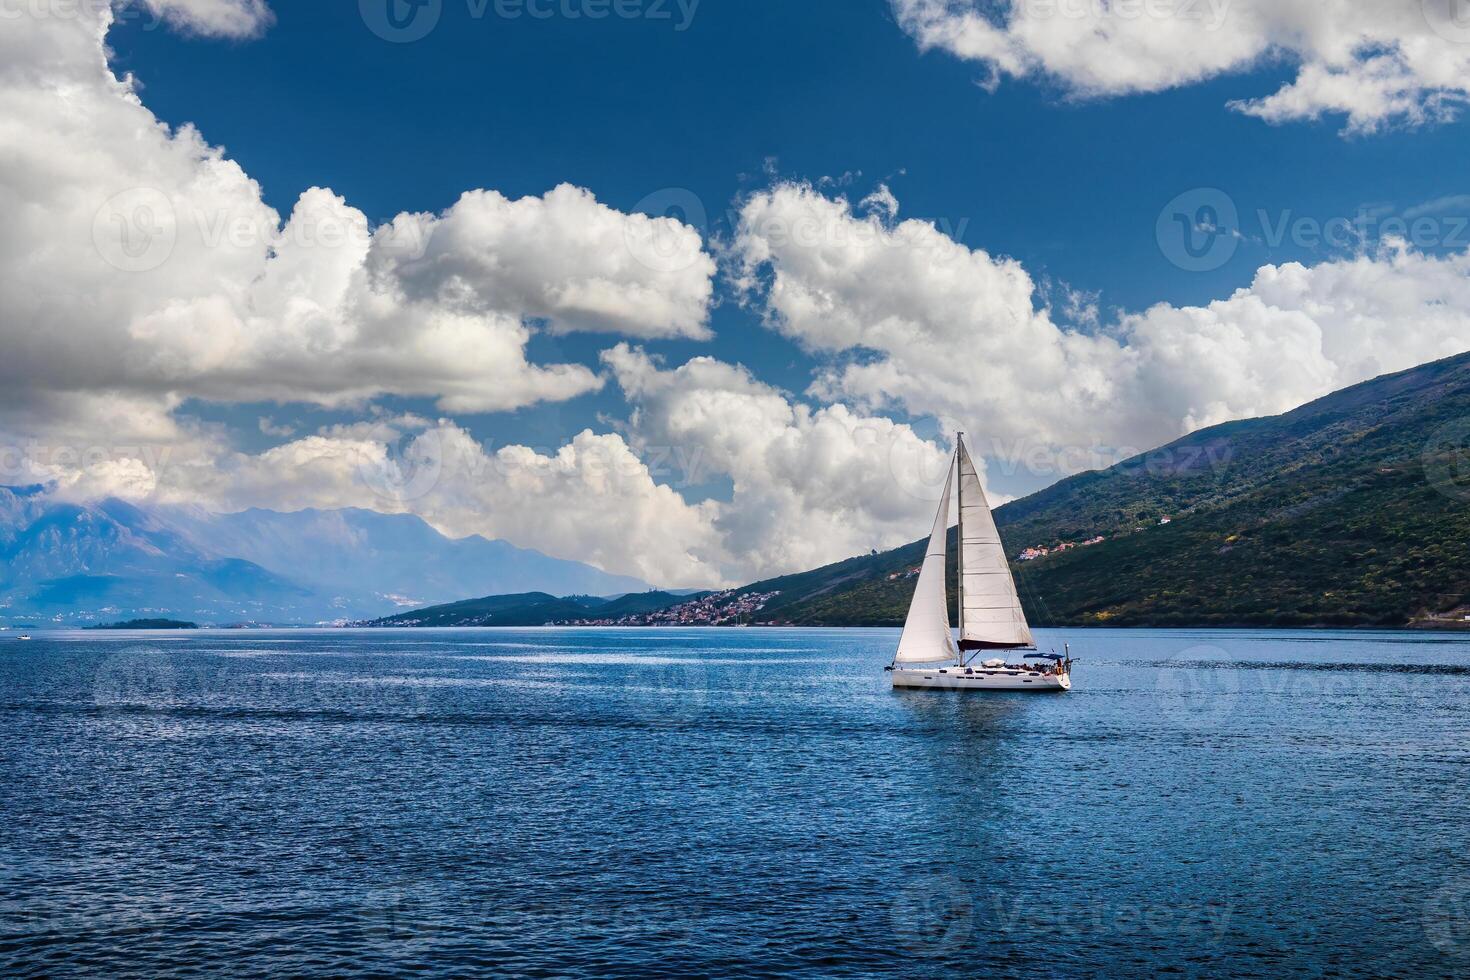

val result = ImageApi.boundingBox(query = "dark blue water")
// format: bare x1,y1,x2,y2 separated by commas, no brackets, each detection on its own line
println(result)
3,627,1469,977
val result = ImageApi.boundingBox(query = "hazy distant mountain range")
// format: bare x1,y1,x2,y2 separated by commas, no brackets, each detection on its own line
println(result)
0,489,647,626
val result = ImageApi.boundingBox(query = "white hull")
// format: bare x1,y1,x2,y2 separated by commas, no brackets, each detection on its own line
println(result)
890,666,1071,692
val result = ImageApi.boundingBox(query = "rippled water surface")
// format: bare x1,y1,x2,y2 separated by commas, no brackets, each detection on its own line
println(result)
3,627,1469,977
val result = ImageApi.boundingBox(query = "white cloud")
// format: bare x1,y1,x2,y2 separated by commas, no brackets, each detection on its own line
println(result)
0,5,714,432
0,4,735,587
257,416,295,438
2,3,939,591
149,350,961,588
12,349,965,588
139,0,275,38
603,344,959,578
139,420,728,588
734,183,1470,463
50,455,160,503
377,186,715,341
21,179,1470,590
65,346,970,588
892,0,1470,132
10,0,1470,597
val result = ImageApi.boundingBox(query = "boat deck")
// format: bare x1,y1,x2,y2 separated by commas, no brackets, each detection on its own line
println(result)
889,666,1071,692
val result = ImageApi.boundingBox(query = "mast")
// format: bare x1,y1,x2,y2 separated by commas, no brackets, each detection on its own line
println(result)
955,432,966,665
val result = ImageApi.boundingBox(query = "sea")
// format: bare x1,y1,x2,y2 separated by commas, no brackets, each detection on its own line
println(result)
2,627,1468,977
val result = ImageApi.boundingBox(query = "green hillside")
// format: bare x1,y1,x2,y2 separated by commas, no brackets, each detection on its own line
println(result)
362,592,595,627
606,591,713,618
745,351,1470,628
361,590,699,628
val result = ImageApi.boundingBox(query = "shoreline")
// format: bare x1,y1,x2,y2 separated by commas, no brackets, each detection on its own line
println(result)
10,620,1470,633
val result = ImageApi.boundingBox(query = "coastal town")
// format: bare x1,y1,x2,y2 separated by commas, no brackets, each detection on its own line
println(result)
1014,516,1175,562
560,590,783,627
1018,535,1108,562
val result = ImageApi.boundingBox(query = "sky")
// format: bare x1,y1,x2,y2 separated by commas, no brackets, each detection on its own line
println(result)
5,0,1470,587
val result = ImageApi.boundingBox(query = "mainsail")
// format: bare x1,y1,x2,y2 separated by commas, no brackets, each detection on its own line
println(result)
894,453,959,665
956,437,1034,650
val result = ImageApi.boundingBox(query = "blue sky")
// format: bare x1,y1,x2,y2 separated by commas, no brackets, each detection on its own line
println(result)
109,1,1470,301
7,0,1470,586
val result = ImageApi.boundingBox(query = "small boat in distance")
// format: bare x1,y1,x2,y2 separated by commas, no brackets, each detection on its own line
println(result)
887,434,1072,692
16,635,32,641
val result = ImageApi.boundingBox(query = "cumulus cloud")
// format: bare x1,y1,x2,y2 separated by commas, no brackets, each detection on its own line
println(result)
733,183,1470,463
892,0,1470,132
0,5,713,435
0,3,737,586
13,0,1470,595
68,347,961,588
603,344,958,577
108,350,962,587
133,419,727,588
377,186,715,341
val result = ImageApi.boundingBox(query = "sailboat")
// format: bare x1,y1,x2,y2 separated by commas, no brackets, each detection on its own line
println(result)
887,434,1072,692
